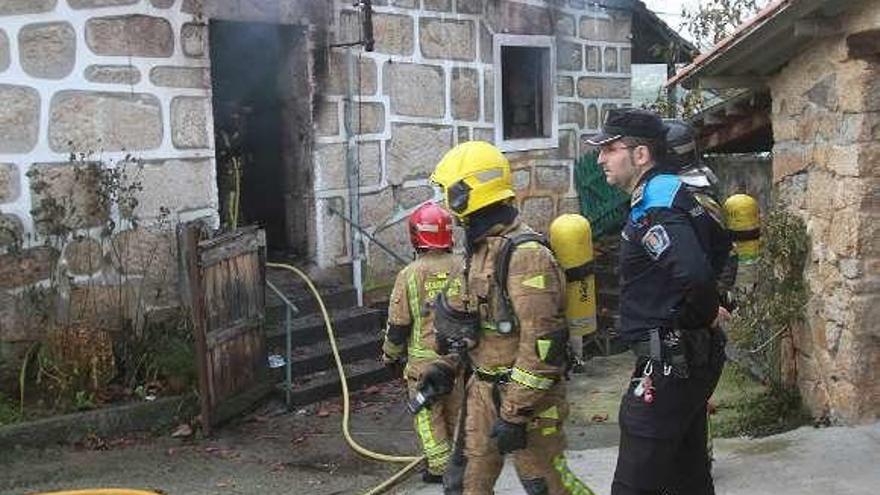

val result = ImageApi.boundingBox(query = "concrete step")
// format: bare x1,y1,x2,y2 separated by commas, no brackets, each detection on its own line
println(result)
276,356,392,407
266,285,358,323
265,306,386,348
269,328,383,376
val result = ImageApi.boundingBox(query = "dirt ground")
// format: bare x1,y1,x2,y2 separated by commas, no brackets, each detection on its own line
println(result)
1,381,420,495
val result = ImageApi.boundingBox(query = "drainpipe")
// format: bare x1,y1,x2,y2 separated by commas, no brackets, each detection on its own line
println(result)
343,47,364,307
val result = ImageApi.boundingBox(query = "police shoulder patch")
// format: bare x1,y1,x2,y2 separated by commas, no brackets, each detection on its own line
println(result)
642,224,671,260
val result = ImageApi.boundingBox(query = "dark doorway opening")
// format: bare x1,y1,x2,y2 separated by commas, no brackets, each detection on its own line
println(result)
209,20,312,257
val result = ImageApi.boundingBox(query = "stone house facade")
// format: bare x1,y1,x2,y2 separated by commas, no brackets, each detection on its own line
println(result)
669,0,880,423
0,0,684,384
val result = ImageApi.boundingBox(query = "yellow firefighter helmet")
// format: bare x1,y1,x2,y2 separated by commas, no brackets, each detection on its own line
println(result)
430,141,515,219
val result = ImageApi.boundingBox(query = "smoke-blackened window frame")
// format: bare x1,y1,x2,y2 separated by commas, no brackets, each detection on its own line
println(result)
493,34,558,153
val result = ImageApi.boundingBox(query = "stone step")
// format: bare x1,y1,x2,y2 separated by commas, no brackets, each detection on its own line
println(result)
266,285,358,323
265,305,385,348
271,328,383,377
276,356,392,407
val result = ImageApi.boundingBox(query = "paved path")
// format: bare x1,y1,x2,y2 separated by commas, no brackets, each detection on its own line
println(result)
403,422,880,495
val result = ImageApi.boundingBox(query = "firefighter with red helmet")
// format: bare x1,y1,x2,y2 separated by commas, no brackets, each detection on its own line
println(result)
381,201,464,483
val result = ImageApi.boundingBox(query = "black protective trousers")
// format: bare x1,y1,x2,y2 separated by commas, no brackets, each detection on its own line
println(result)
611,328,726,495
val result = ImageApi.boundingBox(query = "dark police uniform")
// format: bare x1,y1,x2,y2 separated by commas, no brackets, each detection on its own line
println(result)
612,167,730,495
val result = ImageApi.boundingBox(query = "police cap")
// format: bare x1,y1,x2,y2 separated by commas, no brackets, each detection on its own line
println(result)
586,108,666,146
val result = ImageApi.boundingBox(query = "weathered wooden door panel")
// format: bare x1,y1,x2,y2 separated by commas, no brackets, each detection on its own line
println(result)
180,223,267,434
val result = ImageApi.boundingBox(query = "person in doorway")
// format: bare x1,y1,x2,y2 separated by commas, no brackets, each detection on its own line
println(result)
430,141,593,495
381,202,464,483
587,109,729,495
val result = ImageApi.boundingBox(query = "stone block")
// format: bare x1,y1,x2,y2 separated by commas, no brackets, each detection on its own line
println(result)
424,0,451,12
499,2,551,35
29,162,108,232
181,0,202,14
0,163,18,202
387,124,453,184
384,63,445,118
316,196,347,261
480,22,492,64
315,101,339,136
0,246,57,289
474,128,495,143
181,22,207,58
601,103,617,124
86,15,173,58
603,47,618,72
347,101,386,135
313,141,381,190
557,13,576,36
620,47,631,73
559,102,584,127
171,96,210,149
369,220,410,283
151,0,175,7
457,0,482,14
536,165,570,191
150,66,209,88
484,68,494,123
420,18,474,61
49,90,162,152
858,143,880,178
513,168,530,191
452,67,480,121
127,159,213,219
578,77,631,99
84,64,141,85
397,185,433,208
325,52,377,96
67,282,129,326
558,196,580,215
457,126,470,143
578,12,630,42
829,208,860,258
772,146,808,182
586,104,599,129
585,45,600,72
69,0,138,7
359,188,395,229
0,213,22,247
110,227,176,277
520,196,554,233
558,129,576,159
341,11,412,56
0,29,8,72
0,0,56,15
0,85,39,153
64,237,103,276
0,288,52,342
557,76,574,97
557,40,583,71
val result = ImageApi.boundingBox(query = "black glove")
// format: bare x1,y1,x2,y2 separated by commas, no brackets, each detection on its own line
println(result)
382,354,405,378
490,418,527,454
407,363,455,414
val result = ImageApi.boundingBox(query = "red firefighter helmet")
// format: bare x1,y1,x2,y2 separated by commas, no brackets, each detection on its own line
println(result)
409,202,454,250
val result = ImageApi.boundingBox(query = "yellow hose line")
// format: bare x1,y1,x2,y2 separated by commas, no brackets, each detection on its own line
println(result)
267,263,424,494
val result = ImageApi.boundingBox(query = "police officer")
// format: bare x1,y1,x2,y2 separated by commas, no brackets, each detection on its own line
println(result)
430,141,592,495
587,109,729,495
382,202,464,483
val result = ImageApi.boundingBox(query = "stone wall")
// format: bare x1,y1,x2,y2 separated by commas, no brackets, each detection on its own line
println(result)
706,153,773,213
768,0,880,423
314,0,632,282
0,0,216,381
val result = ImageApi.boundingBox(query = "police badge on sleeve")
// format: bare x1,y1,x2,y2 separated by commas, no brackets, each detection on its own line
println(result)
642,225,671,260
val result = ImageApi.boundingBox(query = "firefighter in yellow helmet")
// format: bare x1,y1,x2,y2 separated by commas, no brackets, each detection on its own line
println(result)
429,141,592,495
381,202,464,483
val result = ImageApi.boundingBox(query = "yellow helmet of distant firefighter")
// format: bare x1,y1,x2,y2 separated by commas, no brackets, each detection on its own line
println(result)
430,141,514,219
724,193,761,263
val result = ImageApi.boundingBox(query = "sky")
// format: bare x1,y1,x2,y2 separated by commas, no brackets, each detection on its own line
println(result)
641,0,694,35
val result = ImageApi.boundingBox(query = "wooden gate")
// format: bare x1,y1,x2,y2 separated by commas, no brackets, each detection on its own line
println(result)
179,223,267,435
